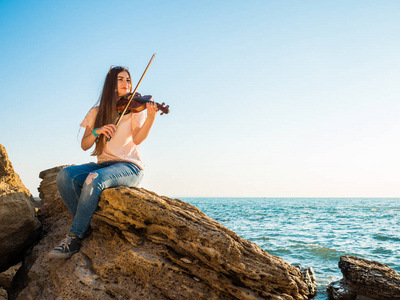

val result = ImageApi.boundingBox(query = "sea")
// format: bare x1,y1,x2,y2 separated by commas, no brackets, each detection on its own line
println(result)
182,197,400,299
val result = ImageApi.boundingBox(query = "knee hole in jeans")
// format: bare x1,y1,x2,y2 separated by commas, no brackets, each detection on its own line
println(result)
85,172,99,185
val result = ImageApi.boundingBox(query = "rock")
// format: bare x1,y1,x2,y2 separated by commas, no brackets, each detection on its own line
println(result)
327,255,400,300
327,279,356,300
38,165,70,205
0,145,30,195
297,267,317,296
14,166,316,299
0,145,41,273
0,264,20,289
0,287,7,300
0,264,20,300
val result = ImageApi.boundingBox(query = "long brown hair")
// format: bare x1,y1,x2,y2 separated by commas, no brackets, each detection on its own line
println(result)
91,66,132,156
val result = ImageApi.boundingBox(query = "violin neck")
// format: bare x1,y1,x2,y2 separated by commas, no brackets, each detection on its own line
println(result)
135,97,162,107
134,96,155,104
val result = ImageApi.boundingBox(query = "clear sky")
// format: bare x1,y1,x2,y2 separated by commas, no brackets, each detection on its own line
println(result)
1,0,399,197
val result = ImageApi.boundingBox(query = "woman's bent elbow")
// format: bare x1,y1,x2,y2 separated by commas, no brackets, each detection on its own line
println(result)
132,136,145,145
81,143,90,151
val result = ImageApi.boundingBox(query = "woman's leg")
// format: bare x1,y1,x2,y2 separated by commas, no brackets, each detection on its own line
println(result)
69,161,143,238
56,163,100,217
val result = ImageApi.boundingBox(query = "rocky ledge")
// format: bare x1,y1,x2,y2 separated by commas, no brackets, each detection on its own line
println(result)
327,255,400,300
12,166,316,299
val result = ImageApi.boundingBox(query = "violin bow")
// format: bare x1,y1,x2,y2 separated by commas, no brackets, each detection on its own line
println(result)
106,53,156,142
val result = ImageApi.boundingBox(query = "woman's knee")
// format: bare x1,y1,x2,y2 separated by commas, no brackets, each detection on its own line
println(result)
82,171,105,194
56,166,74,187
84,172,99,186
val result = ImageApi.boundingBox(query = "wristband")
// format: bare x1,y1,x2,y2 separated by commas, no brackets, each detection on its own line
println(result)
92,128,99,137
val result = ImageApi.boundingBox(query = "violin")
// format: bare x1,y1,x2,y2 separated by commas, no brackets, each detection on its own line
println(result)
116,92,170,115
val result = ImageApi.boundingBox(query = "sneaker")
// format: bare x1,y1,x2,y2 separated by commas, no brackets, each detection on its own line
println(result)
49,232,81,259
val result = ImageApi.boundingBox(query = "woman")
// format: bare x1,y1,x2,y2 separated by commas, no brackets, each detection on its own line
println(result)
49,66,158,259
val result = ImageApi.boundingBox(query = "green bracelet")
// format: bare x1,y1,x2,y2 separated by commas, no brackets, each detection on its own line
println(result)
92,128,99,137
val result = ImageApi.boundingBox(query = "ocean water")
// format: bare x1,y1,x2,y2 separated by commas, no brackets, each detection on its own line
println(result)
182,198,400,299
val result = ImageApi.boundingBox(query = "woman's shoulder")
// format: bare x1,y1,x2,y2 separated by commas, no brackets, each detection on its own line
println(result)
85,106,99,118
88,106,99,114
80,106,99,127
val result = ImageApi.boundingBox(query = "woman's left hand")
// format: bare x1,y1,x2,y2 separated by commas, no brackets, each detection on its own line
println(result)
146,101,158,119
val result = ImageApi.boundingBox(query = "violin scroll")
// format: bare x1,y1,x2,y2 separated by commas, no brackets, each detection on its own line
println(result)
158,102,169,115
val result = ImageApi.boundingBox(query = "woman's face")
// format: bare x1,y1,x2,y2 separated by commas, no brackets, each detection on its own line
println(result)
116,71,132,97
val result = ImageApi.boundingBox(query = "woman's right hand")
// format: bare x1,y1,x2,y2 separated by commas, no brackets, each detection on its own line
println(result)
95,124,117,139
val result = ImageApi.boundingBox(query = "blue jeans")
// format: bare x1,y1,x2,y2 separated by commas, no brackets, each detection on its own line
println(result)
56,161,144,238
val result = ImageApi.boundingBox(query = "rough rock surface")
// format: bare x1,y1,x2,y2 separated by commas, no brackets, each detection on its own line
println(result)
298,267,316,296
38,165,69,205
0,264,20,300
0,287,7,300
0,265,20,290
15,166,316,300
0,145,41,273
327,255,400,300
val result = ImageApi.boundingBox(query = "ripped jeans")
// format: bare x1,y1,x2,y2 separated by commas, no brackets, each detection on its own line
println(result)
56,161,144,238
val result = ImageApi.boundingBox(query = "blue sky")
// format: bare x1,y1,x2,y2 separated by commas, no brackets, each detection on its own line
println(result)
1,0,399,197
